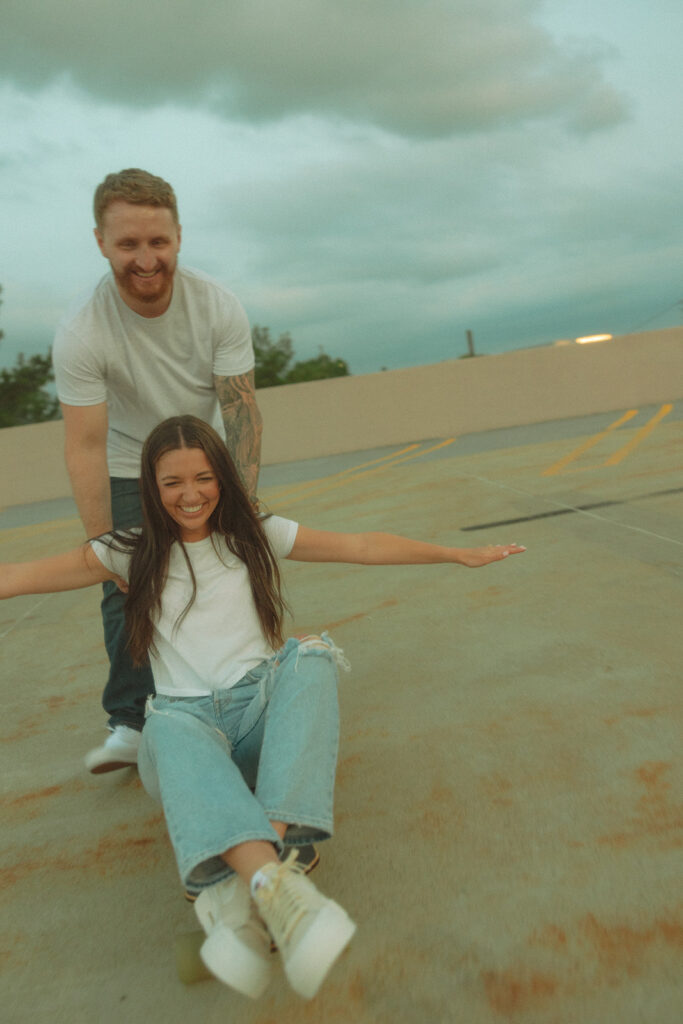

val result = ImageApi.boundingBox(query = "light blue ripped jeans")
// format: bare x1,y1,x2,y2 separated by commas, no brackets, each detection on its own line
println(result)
138,634,349,894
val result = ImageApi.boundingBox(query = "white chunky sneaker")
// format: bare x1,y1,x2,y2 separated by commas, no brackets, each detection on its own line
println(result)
195,876,272,998
252,851,356,1000
84,725,141,774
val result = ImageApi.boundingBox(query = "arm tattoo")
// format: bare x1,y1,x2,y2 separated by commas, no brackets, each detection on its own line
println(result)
214,370,263,501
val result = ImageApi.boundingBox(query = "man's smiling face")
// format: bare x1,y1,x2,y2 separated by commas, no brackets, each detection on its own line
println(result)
95,200,182,317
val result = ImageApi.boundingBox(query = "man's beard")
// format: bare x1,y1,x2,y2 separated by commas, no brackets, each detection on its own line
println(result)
116,262,175,305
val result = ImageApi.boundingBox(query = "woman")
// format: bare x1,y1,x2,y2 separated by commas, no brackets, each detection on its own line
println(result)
1,415,525,1000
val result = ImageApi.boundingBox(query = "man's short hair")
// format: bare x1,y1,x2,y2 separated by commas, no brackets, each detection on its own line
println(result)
94,168,178,230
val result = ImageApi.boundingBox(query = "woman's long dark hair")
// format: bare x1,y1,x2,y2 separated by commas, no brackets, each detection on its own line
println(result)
109,415,287,665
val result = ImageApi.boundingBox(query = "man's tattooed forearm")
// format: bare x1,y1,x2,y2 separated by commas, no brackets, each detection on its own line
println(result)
214,371,263,500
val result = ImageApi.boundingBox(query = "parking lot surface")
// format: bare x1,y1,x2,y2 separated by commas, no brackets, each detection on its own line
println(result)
1,401,681,1023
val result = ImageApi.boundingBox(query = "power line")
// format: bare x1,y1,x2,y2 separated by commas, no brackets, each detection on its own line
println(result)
630,299,683,333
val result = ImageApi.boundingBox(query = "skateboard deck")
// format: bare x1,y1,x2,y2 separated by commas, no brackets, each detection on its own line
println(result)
175,844,320,984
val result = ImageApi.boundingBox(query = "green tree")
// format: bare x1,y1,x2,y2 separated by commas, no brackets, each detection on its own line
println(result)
285,351,349,384
0,353,61,428
252,326,294,388
0,286,61,428
252,324,350,388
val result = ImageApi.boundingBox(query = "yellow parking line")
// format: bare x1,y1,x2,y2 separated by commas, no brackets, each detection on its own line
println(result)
604,404,673,466
542,410,638,476
277,438,456,508
266,443,422,502
354,437,455,475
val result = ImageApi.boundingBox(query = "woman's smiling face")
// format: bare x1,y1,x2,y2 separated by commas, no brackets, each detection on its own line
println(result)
155,446,221,542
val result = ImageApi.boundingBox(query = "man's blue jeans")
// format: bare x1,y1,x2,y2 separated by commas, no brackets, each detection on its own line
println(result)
138,636,342,894
100,478,155,731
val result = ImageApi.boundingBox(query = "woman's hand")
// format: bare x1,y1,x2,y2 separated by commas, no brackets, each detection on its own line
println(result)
455,544,526,567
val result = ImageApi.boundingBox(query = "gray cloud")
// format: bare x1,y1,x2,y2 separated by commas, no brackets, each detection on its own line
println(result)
2,5,678,385
2,0,627,137
176,121,680,369
215,138,507,287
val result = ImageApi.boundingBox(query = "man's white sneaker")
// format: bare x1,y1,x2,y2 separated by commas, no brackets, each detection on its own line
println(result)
84,725,141,774
252,851,356,1000
194,876,272,998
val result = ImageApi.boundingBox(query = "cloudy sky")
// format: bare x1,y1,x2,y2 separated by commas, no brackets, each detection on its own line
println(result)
2,0,681,376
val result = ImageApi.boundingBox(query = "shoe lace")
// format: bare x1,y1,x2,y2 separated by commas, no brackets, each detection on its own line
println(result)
258,851,311,944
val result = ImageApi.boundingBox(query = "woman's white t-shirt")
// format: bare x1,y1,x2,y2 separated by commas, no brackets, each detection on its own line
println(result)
90,516,298,697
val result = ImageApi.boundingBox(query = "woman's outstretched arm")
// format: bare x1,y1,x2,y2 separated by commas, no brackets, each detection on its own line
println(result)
1,545,116,600
288,526,525,567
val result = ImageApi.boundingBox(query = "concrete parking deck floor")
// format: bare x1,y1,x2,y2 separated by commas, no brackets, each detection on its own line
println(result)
1,402,682,1024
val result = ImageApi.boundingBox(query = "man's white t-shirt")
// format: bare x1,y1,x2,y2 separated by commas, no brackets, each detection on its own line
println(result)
53,266,254,478
90,517,299,697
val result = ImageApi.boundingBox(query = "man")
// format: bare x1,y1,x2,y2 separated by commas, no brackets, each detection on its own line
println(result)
53,168,263,773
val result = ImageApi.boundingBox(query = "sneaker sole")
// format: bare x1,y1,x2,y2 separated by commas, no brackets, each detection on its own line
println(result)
284,902,356,1000
200,924,271,999
86,758,138,774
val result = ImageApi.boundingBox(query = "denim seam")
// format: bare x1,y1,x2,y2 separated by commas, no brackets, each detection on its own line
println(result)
147,697,231,747
188,868,235,893
181,829,284,879
260,811,334,832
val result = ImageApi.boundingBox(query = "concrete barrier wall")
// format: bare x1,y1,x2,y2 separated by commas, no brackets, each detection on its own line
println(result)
2,326,681,506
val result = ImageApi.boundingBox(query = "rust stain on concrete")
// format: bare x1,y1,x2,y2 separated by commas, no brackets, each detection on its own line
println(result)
3,778,88,816
480,772,515,808
467,585,507,608
8,784,63,805
38,687,96,712
39,686,97,710
0,931,30,970
411,783,465,838
528,923,568,951
637,760,672,789
580,912,683,978
0,714,45,743
335,753,363,785
0,814,167,888
322,597,398,631
603,706,668,726
598,760,683,848
43,695,67,711
2,688,96,742
482,911,682,1014
300,969,366,1020
346,725,391,741
483,969,558,1015
250,967,365,1023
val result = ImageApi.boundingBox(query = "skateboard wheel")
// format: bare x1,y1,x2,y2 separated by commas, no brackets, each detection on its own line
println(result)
175,930,213,984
